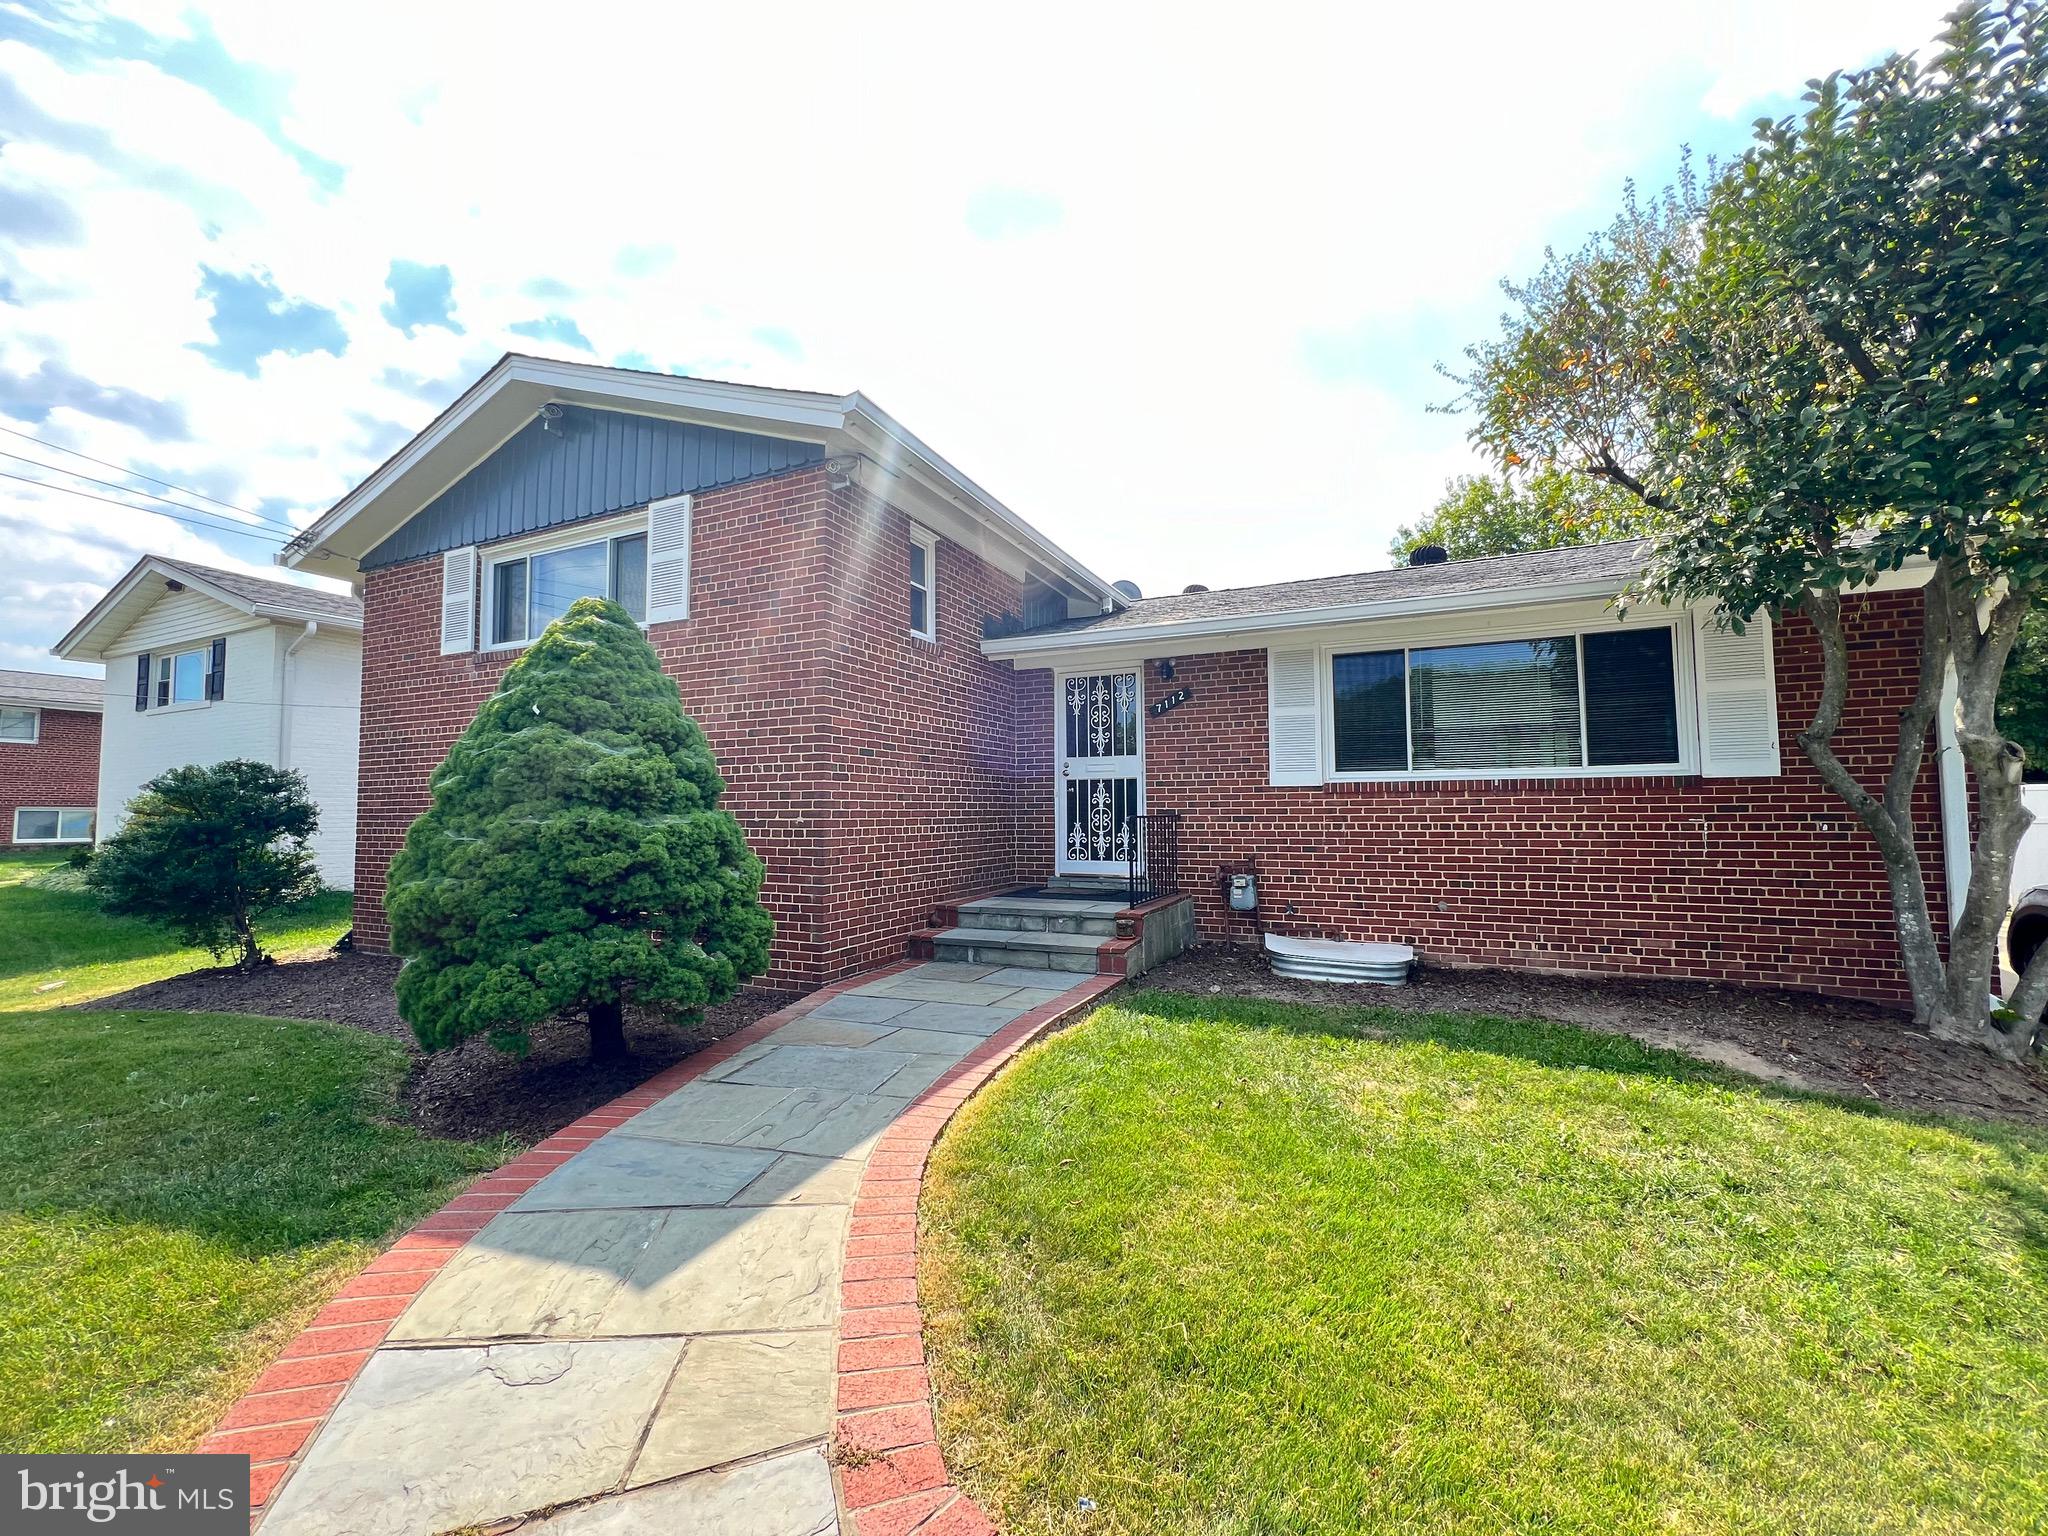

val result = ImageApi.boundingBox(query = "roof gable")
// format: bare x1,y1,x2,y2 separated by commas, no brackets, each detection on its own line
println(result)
52,556,362,664
362,404,824,570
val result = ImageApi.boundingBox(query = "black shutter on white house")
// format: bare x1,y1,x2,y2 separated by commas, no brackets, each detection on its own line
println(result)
134,654,151,711
1692,606,1781,777
206,637,226,700
440,546,477,654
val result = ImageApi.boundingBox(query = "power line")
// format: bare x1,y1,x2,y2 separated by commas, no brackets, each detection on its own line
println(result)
0,448,298,539
0,424,299,532
0,470,289,544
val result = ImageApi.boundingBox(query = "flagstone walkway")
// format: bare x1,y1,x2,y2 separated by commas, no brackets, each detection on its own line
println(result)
251,961,1111,1536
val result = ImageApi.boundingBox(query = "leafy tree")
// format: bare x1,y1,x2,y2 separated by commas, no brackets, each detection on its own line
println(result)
2002,608,2048,776
1449,1,2048,1058
87,760,321,971
1391,468,1659,561
387,597,773,1061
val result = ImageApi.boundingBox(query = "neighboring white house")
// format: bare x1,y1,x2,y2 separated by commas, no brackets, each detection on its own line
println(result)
52,556,364,888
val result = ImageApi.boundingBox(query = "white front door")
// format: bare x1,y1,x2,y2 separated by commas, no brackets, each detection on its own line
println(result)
1056,669,1144,875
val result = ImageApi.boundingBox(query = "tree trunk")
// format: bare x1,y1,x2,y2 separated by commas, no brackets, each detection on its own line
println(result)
588,999,628,1062
1795,571,2041,1059
232,908,265,973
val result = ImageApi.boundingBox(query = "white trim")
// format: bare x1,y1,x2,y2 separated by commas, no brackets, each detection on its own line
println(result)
981,558,1937,664
151,646,212,711
12,806,95,844
0,705,40,744
52,555,359,664
277,354,1120,608
480,510,651,652
1317,614,1697,783
1052,667,1146,875
909,525,938,643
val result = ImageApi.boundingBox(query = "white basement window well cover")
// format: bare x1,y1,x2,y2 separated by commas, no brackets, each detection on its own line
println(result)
14,808,94,843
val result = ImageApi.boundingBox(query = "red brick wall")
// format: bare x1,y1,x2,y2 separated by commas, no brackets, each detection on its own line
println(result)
1,706,101,846
351,465,1041,989
1019,591,1947,1006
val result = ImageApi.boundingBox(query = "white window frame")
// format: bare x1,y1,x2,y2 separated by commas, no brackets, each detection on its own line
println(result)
480,511,651,653
908,526,938,643
153,647,212,712
0,705,39,744
1319,614,1697,783
14,807,94,844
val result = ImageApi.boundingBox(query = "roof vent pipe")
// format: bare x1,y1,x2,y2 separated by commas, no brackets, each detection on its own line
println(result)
1407,544,1449,567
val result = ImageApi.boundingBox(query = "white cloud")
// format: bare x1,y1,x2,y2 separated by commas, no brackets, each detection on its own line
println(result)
0,0,1944,663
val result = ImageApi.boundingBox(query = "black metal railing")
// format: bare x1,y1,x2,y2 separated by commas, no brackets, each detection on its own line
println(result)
1127,811,1182,905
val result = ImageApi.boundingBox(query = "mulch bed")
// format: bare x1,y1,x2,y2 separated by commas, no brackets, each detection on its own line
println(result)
1141,945,2048,1128
84,951,801,1143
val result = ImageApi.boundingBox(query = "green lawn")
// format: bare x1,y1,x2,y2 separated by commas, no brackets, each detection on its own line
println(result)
923,992,2048,1535
0,1009,506,1451
0,849,353,1012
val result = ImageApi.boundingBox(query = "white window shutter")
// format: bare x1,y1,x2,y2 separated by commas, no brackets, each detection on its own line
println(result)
646,494,692,624
439,546,476,654
1693,606,1780,777
1267,647,1323,786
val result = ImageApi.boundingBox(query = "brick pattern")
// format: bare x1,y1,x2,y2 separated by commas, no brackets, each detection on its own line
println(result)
207,964,920,1526
1023,591,1942,1005
349,465,1042,990
832,973,1123,1536
0,705,100,846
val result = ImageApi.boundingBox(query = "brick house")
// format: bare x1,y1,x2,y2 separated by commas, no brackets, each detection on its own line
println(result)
0,668,102,849
282,354,1960,1005
52,557,364,886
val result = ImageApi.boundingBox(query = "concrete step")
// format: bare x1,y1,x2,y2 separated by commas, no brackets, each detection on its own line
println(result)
953,896,1125,937
928,925,1113,974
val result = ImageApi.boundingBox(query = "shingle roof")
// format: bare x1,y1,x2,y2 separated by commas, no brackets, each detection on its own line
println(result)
1019,539,1650,639
0,668,101,709
155,558,363,623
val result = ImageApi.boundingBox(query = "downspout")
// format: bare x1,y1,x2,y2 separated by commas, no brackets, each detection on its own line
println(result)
279,621,318,770
1935,663,1981,969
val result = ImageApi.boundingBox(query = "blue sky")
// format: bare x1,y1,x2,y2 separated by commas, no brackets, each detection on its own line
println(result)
0,0,1944,675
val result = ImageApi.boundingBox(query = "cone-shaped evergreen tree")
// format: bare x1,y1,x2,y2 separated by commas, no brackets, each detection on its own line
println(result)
388,597,772,1059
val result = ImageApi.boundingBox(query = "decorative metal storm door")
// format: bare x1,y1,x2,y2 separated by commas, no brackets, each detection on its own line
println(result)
1056,670,1144,875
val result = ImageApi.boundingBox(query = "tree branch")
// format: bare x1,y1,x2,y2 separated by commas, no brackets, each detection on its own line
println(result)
1585,449,1672,511
1884,577,1952,827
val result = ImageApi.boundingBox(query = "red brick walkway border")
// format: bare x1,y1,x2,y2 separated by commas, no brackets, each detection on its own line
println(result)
831,973,1123,1536
205,961,925,1526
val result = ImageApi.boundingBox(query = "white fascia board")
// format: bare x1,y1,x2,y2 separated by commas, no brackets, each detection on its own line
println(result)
52,557,261,662
982,558,1939,665
839,397,1121,609
981,577,1639,663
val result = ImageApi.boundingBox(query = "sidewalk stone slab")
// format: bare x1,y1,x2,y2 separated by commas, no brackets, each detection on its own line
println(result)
766,1015,899,1047
869,1027,986,1060
390,1211,656,1341
893,999,1034,1035
875,1054,966,1100
604,1205,844,1333
511,1136,777,1211
631,1332,834,1482
259,1339,680,1536
529,1447,835,1535
733,1152,864,1207
858,976,1025,1005
805,992,923,1025
623,1080,803,1143
727,1086,855,1150
716,1043,923,1096
755,1091,906,1158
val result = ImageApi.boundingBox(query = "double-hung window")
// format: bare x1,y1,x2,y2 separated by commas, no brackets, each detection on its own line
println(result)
488,528,648,648
908,528,937,641
1331,623,1683,777
0,706,37,743
156,648,208,707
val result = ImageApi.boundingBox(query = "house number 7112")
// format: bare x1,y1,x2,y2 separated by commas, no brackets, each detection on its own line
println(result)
1148,687,1192,718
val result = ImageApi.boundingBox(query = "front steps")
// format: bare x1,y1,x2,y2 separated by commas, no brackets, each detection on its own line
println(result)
910,888,1195,979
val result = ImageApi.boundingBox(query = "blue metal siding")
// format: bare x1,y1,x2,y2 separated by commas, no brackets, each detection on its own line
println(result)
362,405,826,569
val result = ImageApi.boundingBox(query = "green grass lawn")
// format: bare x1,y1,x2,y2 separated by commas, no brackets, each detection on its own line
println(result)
0,1009,506,1452
923,992,2048,1536
0,849,353,1012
